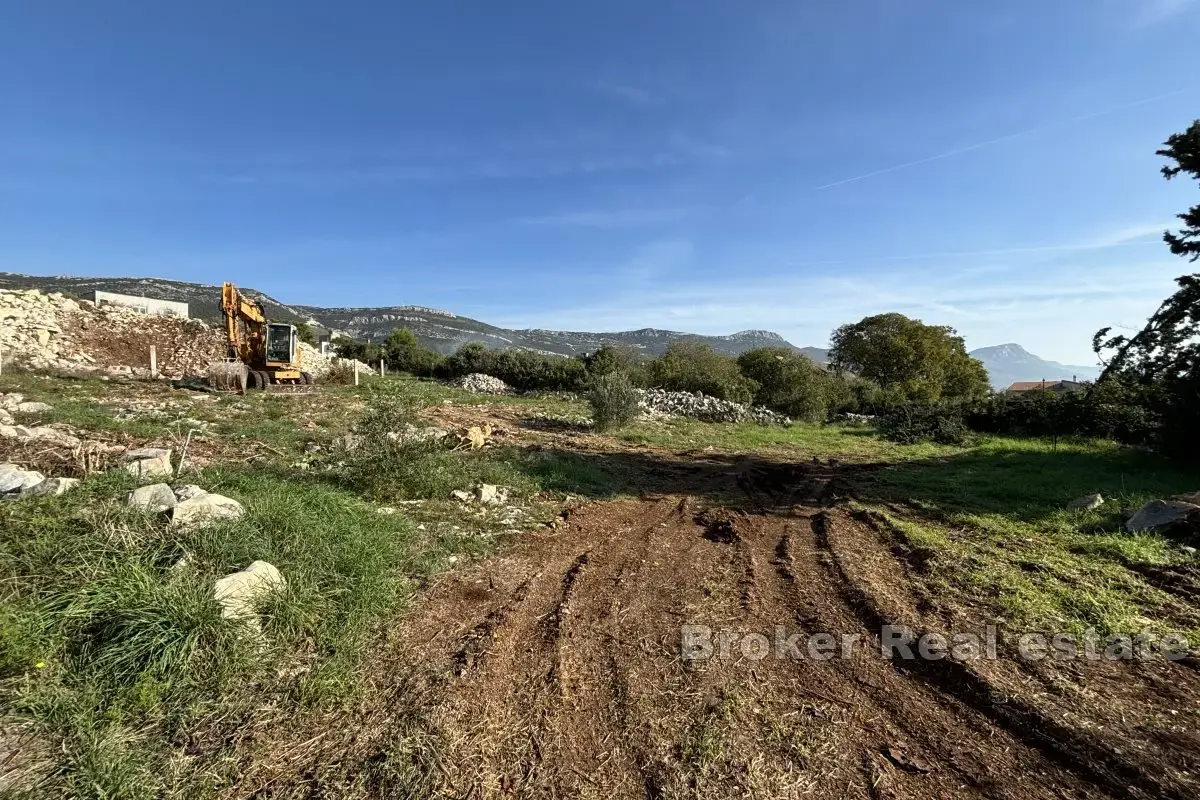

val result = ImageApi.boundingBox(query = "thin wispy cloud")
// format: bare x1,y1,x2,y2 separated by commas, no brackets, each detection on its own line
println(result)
781,222,1172,268
517,207,697,228
592,80,662,106
1129,0,1196,27
815,88,1190,190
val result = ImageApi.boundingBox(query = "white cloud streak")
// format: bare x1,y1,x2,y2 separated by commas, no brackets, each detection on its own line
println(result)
1130,0,1196,27
592,81,662,106
815,89,1190,190
517,207,697,228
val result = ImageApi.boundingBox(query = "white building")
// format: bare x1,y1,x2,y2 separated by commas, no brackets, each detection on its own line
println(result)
92,290,188,318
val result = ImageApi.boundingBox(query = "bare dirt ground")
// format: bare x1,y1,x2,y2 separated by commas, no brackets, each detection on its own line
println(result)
230,456,1200,800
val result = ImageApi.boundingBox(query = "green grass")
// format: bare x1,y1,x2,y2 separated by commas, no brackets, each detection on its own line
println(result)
856,436,1200,640
0,375,577,797
619,418,959,461
4,370,1199,793
0,462,481,797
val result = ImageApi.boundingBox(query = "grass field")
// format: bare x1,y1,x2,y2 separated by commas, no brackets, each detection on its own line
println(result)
1,370,1198,797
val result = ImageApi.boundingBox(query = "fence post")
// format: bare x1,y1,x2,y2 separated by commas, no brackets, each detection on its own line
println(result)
149,345,157,378
354,360,360,387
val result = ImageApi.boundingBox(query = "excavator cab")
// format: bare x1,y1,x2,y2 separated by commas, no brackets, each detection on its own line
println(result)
265,323,297,364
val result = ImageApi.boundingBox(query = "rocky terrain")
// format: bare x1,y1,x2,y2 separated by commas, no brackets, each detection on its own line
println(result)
0,288,364,381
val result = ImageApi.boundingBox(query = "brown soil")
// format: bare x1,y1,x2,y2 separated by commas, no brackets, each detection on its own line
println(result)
228,459,1200,799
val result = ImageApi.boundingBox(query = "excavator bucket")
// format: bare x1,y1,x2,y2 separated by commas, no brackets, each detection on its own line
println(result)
207,360,249,393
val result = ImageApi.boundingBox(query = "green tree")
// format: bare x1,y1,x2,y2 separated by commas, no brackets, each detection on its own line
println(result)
1092,121,1200,460
332,335,379,363
829,313,989,405
383,328,441,376
1158,120,1200,261
295,321,318,347
583,344,640,378
736,347,829,421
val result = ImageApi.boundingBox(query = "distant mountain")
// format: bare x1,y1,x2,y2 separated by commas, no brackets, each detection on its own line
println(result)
968,343,1100,390
291,306,818,357
0,272,816,358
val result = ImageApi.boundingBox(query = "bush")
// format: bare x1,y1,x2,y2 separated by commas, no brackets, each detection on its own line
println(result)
383,328,443,377
877,405,973,445
332,335,380,364
964,381,1161,447
646,341,756,403
434,342,586,392
340,388,532,500
587,373,641,432
736,348,830,421
319,361,357,385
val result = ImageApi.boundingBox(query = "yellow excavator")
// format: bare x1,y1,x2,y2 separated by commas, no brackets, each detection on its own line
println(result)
207,282,314,392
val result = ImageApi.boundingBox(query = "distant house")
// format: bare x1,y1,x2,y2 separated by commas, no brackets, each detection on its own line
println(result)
92,290,188,318
1005,380,1086,395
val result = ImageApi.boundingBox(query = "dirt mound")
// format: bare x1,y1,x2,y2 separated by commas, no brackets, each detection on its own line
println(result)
227,470,1200,798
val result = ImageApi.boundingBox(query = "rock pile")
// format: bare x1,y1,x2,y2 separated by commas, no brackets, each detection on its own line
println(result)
0,288,224,378
0,462,80,499
457,373,509,395
297,341,374,380
636,389,791,426
125,481,246,527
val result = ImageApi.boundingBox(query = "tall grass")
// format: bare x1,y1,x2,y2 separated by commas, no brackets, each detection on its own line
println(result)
0,462,437,796
338,386,535,501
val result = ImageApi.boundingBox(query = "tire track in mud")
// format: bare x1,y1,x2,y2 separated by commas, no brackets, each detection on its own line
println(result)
399,498,1167,799
811,508,1195,800
219,462,1200,800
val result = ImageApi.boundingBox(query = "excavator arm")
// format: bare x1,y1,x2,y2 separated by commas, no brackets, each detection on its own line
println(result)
220,282,267,361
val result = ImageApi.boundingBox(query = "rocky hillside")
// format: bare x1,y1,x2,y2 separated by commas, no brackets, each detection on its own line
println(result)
300,303,823,357
968,343,1100,389
0,273,310,326
0,273,817,358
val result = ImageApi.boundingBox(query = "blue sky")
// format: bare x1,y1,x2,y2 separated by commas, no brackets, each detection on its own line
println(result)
1,1,1197,363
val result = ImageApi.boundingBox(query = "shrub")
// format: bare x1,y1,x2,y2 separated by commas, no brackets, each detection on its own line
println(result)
434,343,587,391
646,341,756,403
877,405,973,445
587,373,641,431
736,348,830,421
319,361,357,385
383,328,443,377
331,335,380,364
964,381,1161,447
339,387,532,500
583,345,640,378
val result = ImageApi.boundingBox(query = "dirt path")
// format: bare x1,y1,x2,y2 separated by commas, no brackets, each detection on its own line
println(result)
228,461,1200,799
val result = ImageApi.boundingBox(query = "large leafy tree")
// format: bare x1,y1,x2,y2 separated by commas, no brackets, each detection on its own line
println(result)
1092,121,1200,460
829,313,990,404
